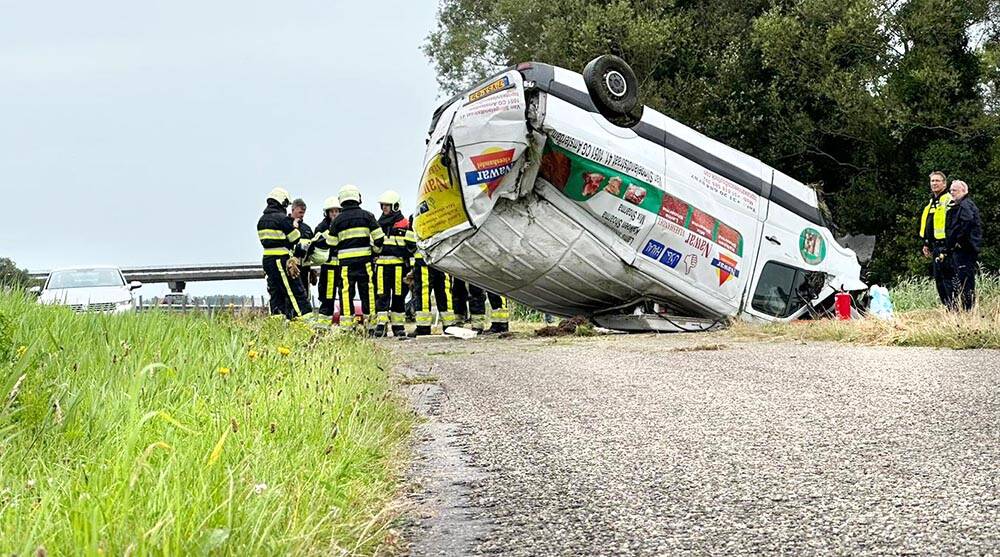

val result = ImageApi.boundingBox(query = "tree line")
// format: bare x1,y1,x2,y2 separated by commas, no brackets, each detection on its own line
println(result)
425,0,999,283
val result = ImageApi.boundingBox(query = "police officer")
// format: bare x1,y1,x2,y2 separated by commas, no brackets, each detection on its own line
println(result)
944,180,983,311
256,187,313,319
313,196,341,317
373,191,416,337
919,170,953,307
319,184,384,329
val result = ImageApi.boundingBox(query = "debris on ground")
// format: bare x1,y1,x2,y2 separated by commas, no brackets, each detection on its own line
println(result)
535,316,592,337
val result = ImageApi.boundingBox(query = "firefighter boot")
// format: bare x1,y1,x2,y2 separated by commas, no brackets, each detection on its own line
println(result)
372,324,387,338
487,322,509,334
408,325,432,338
391,325,406,337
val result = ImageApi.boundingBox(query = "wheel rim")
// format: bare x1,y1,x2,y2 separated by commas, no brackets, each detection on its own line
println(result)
604,70,627,98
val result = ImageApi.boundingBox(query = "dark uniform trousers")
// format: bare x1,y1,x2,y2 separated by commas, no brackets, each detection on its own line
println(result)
952,253,977,311
412,262,456,333
375,262,407,333
263,253,312,319
467,284,509,331
316,263,341,316
339,262,376,325
931,243,955,308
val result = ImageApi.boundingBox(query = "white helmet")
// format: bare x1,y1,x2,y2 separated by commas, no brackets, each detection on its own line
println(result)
377,190,401,210
322,196,341,211
267,187,291,206
338,184,362,205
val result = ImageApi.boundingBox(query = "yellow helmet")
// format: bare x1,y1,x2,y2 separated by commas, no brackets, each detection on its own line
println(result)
322,196,341,211
267,187,291,206
338,184,362,205
377,190,401,210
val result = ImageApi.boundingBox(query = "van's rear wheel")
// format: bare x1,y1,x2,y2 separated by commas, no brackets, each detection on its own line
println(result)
583,55,644,127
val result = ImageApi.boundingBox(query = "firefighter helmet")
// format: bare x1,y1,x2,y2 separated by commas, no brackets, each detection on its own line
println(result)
267,187,291,206
323,196,341,211
338,184,362,204
377,190,401,210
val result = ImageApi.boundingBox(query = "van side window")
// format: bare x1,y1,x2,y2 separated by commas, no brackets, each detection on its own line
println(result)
752,262,810,317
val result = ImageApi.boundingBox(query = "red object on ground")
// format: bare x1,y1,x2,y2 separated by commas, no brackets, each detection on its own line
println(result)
835,292,852,320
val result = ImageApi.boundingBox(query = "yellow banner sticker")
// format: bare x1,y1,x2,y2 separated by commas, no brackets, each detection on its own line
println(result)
414,154,469,240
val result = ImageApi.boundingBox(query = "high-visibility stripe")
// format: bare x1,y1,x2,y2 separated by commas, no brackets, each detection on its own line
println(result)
276,259,302,316
384,236,408,246
413,251,425,260
443,273,453,312
263,248,290,256
440,311,456,327
377,257,405,265
367,272,376,319
390,312,406,324
421,267,431,313
338,247,372,259
377,265,385,294
326,269,335,299
375,312,390,325
370,227,386,240
415,313,434,324
286,229,301,243
395,267,402,294
258,229,287,240
340,267,351,321
338,227,371,240
405,230,417,242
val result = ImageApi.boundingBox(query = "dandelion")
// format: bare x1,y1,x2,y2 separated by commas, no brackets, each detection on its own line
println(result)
247,350,259,360
277,346,291,356
253,482,268,494
15,345,27,359
218,367,231,376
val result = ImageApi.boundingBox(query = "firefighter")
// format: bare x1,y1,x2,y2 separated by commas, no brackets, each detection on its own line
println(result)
467,284,509,334
451,277,474,328
313,196,341,317
372,191,415,337
409,248,457,336
919,170,954,307
320,184,384,329
256,187,314,319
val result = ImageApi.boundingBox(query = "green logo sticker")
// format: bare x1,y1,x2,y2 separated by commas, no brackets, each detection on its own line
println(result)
799,228,826,265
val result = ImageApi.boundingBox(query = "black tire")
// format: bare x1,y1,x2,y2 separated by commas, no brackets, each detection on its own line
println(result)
582,55,644,127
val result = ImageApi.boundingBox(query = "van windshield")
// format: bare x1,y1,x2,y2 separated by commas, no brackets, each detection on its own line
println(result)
47,269,124,289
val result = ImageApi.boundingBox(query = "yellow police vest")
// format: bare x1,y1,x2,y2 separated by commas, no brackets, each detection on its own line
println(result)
919,192,952,240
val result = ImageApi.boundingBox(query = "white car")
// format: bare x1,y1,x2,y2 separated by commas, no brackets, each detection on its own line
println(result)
34,267,142,314
415,56,866,331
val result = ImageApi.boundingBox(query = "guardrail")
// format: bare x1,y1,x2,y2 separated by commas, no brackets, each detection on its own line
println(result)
29,262,265,292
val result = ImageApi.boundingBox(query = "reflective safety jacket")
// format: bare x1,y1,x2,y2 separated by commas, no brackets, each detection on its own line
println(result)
376,211,417,265
257,200,301,257
317,202,385,265
920,192,952,243
313,217,337,266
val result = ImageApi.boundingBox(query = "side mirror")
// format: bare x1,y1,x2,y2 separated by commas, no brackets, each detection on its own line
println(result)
128,281,143,291
28,286,41,296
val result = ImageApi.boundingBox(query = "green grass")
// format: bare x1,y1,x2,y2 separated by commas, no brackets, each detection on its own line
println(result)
0,292,411,555
732,274,1000,349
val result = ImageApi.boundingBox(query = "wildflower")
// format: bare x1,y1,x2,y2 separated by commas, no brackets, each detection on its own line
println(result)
277,346,291,356
25,479,36,490
15,345,27,359
253,482,268,494
247,350,259,360
218,367,231,377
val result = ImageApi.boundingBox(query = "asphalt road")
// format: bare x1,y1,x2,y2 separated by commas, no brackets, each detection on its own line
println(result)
393,332,1000,556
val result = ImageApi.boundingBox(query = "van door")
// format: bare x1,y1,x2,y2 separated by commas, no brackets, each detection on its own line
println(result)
740,174,824,321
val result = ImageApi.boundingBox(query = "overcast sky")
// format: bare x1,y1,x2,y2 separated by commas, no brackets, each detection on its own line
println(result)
0,1,444,297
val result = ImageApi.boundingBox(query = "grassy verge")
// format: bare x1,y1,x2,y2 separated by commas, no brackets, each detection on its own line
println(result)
0,292,411,555
732,274,1000,349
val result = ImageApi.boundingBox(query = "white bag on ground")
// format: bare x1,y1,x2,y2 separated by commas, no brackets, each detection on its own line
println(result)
868,285,894,320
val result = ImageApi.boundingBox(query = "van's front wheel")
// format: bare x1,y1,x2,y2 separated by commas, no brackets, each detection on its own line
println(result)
583,55,644,127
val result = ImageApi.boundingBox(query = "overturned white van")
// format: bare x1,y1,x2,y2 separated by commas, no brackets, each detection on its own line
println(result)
414,56,866,331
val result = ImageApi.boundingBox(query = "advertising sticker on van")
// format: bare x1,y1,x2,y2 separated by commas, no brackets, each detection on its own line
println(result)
712,254,740,286
799,228,827,265
465,148,516,196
